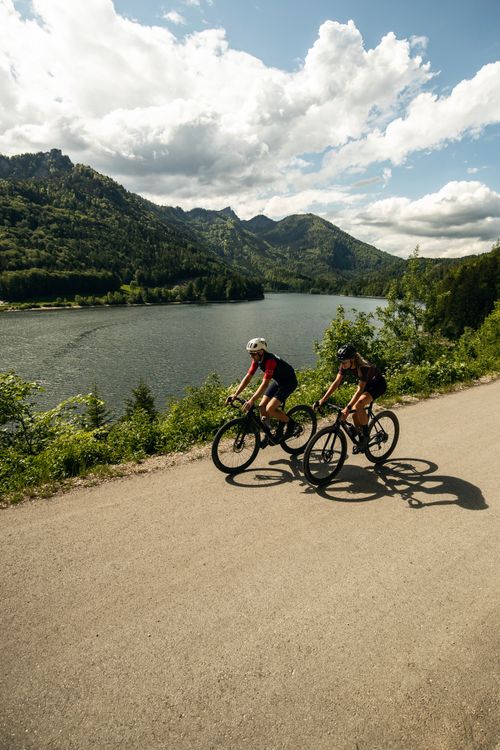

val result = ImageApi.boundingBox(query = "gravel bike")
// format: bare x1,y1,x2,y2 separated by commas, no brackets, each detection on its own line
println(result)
302,403,399,486
211,396,317,475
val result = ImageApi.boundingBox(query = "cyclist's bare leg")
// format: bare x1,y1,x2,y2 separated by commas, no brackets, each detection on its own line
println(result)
352,392,373,429
260,395,289,423
258,395,270,420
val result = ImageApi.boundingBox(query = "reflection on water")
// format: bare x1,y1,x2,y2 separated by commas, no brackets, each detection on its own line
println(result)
0,293,385,412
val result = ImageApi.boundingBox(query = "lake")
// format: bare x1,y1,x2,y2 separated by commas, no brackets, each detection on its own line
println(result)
1,293,386,412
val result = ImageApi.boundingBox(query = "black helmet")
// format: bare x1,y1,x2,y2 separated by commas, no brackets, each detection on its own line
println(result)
337,343,356,361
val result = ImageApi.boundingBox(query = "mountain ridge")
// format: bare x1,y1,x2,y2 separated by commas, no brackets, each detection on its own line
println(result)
0,149,452,301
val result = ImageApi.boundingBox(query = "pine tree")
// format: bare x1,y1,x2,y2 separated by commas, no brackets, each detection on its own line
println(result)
84,383,112,429
124,379,157,421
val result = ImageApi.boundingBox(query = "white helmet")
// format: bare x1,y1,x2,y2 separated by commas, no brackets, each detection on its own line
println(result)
246,337,268,352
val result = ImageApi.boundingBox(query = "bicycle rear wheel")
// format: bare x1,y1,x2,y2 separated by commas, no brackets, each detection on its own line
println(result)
302,425,347,486
211,417,260,474
365,410,399,464
281,404,317,455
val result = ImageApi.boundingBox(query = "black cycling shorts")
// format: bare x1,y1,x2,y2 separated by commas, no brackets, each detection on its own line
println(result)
264,378,298,405
364,375,387,400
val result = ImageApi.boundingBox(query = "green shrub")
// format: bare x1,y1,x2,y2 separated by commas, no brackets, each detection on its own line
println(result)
0,448,30,496
158,373,228,453
314,305,380,374
107,411,161,461
386,355,478,398
455,302,500,375
33,431,112,481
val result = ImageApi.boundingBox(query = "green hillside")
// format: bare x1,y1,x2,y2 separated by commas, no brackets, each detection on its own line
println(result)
0,149,472,305
152,205,408,295
427,242,500,337
0,150,263,303
243,212,406,294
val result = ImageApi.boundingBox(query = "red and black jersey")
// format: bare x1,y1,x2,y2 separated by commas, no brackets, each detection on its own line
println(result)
247,351,297,385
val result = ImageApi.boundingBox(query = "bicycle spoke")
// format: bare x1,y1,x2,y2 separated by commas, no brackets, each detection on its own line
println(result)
281,404,317,455
365,411,399,464
303,426,347,485
211,418,260,474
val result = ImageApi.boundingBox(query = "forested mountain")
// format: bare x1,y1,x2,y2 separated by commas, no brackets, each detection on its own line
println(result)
427,242,500,337
243,212,405,294
0,150,262,302
0,149,481,307
154,205,407,295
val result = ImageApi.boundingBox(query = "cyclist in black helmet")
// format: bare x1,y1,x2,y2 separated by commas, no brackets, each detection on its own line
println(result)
314,344,386,452
226,337,300,439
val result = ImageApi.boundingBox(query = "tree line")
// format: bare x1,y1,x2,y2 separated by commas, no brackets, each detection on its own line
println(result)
0,268,121,301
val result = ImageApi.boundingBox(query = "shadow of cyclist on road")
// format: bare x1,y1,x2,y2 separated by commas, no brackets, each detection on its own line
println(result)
312,458,488,510
306,462,392,504
307,457,487,510
224,455,305,490
225,454,487,512
374,458,488,510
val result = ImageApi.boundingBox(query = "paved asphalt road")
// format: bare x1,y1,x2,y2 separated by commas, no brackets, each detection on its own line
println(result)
1,381,499,750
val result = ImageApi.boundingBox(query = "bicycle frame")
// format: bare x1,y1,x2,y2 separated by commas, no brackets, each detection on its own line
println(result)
321,403,374,447
228,396,284,444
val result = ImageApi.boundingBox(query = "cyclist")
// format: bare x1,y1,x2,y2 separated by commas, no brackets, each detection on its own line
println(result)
314,343,387,452
226,337,300,439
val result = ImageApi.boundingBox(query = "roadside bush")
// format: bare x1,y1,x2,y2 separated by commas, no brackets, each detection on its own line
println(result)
386,356,476,398
314,305,379,374
455,302,500,375
158,373,228,452
107,410,162,461
33,431,112,481
0,448,30,497
124,380,157,421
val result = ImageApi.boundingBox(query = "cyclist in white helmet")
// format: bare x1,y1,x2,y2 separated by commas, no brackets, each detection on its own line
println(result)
226,337,300,438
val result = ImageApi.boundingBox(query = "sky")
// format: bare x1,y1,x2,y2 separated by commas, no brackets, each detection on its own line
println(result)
1,0,500,259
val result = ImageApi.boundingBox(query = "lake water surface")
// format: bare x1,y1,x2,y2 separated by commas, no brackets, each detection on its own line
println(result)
1,293,386,412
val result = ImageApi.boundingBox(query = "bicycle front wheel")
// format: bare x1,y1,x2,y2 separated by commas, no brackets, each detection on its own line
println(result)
302,425,347,486
211,418,260,474
281,404,317,455
365,410,399,464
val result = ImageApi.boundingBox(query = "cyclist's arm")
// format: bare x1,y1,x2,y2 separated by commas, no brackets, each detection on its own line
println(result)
230,371,254,399
319,373,343,406
227,359,259,402
246,376,272,407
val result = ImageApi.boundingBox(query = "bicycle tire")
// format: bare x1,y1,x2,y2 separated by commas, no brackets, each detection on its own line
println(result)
302,425,347,486
365,410,399,464
211,417,260,474
281,404,317,455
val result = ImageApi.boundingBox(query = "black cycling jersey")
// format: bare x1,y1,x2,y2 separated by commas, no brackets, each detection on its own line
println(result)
248,351,297,385
338,361,382,383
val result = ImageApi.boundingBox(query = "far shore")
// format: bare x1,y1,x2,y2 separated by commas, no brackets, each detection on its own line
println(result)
0,298,265,313
0,291,387,314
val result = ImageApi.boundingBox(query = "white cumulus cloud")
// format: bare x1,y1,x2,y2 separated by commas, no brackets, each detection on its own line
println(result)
319,62,500,180
163,10,186,25
334,181,500,258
